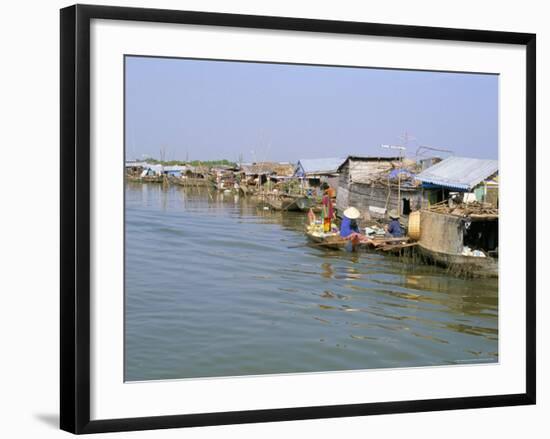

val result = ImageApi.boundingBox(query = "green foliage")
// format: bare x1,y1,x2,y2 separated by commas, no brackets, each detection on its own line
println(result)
281,179,302,194
188,159,237,168
144,158,186,166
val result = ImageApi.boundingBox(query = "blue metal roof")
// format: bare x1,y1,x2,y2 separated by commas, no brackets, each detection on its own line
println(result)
415,156,498,191
294,158,346,177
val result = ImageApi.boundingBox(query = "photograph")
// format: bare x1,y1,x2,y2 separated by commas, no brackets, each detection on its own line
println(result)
124,55,499,382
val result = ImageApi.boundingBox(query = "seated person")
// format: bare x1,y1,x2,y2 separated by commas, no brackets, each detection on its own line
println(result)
340,207,365,242
307,208,316,225
386,211,404,237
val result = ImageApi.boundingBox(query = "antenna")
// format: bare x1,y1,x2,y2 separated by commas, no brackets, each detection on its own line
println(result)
415,145,454,158
398,131,416,148
381,144,406,151
381,133,410,217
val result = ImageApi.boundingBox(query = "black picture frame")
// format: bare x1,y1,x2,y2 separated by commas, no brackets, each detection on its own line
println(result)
60,4,536,434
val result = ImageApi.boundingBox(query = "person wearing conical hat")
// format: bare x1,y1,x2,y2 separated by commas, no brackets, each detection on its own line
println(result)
386,210,404,237
340,207,361,239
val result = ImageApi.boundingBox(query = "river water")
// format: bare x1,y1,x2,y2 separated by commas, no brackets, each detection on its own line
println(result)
125,183,498,381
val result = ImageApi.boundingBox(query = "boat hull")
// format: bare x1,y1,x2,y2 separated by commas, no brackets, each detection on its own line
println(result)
305,231,349,250
418,245,498,277
295,197,316,211
173,177,214,187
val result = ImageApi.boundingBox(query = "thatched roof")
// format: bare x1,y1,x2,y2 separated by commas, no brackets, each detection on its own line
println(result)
240,162,295,176
340,156,420,186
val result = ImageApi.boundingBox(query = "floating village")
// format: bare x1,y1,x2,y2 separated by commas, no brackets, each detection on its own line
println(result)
126,153,499,277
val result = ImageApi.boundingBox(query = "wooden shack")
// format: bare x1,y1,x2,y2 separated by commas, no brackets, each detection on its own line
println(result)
125,161,147,180
293,157,345,192
335,156,425,221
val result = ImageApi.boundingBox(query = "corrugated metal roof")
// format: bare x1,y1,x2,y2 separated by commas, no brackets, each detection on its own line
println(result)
125,161,149,168
125,162,190,172
295,158,346,176
415,156,498,190
163,165,188,172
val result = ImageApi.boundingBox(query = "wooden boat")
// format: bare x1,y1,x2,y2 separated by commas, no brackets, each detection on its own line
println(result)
283,197,301,211
264,195,301,211
417,245,498,277
305,226,416,254
295,196,316,211
238,185,252,196
416,210,498,277
172,176,215,188
305,229,350,250
141,175,164,183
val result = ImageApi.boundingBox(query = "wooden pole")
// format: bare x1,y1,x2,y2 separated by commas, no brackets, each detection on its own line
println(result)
398,149,402,216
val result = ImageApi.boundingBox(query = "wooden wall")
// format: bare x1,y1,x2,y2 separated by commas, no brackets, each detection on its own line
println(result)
336,177,426,220
419,210,464,254
336,158,426,220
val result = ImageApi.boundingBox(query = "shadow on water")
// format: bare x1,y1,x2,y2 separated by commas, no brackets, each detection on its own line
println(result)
125,184,499,381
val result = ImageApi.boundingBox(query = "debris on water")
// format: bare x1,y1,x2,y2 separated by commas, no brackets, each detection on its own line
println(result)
411,332,449,344
462,246,487,257
279,287,299,293
314,316,331,324
350,334,378,341
321,290,336,299
465,350,482,356
318,304,336,310
320,290,349,300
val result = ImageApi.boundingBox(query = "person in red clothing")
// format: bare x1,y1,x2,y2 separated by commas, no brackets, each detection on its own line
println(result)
321,184,334,232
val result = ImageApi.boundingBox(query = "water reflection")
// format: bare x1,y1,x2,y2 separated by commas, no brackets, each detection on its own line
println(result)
321,263,333,279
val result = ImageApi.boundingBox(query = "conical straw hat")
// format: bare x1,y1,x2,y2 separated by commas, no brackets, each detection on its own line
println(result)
343,207,360,219
389,210,400,219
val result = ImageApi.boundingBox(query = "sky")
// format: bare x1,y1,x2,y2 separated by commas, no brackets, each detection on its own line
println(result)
125,56,498,163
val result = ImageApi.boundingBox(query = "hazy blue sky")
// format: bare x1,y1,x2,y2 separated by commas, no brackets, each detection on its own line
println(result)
125,56,498,162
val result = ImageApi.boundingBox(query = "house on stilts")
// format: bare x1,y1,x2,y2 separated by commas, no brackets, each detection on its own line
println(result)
414,156,499,277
